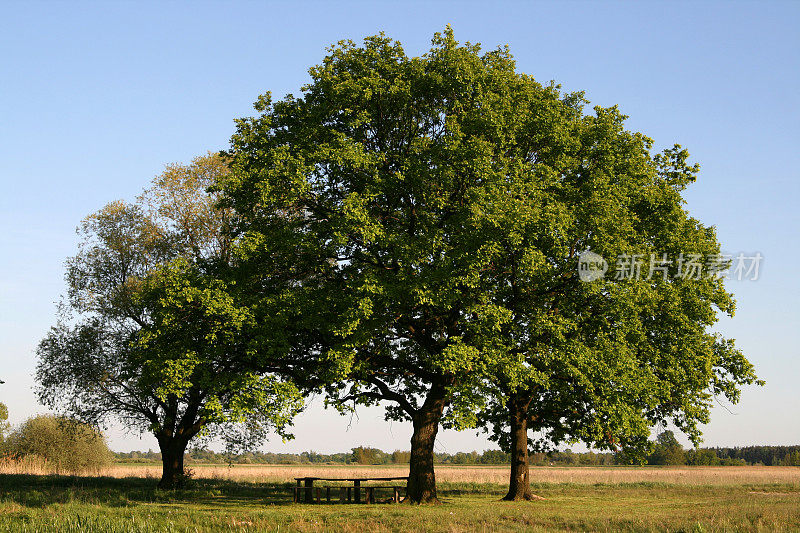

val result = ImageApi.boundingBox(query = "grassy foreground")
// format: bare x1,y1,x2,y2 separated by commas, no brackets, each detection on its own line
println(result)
0,469,799,532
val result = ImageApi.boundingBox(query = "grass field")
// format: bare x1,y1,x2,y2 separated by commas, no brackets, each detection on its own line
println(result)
1,464,799,532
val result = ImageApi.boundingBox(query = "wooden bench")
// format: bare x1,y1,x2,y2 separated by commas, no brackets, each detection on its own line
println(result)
362,485,404,504
293,476,408,504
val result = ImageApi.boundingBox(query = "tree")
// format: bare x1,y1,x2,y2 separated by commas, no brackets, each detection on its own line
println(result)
351,446,385,464
781,451,800,467
473,97,760,498
220,27,760,502
685,447,720,466
37,153,303,489
391,450,411,464
648,431,686,465
2,415,112,474
222,28,552,503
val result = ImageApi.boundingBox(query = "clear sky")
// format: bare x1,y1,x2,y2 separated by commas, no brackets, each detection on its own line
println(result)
1,1,798,454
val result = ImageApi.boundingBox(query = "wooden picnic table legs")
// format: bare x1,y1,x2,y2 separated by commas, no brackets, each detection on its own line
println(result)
294,480,403,504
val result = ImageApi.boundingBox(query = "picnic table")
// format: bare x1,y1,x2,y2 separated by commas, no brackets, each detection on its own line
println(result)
293,476,408,504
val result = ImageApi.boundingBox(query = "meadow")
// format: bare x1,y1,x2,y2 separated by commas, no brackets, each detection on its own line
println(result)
1,461,799,532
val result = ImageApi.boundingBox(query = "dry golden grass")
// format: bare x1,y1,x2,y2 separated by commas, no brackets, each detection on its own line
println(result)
0,455,52,475
184,464,800,486
0,455,110,476
4,459,796,486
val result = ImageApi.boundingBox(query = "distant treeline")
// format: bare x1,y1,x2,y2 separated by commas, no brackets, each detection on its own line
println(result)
710,446,800,466
114,441,800,467
114,447,513,466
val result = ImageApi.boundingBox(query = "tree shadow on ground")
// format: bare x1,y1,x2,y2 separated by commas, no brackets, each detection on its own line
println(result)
0,474,511,509
0,474,296,509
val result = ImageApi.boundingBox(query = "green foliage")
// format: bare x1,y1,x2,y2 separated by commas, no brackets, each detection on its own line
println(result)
479,449,512,465
221,30,758,498
648,431,686,466
36,153,302,486
2,415,112,473
781,451,800,466
223,28,561,429
391,450,411,464
351,446,385,464
219,27,760,498
0,403,9,442
686,448,721,466
709,446,800,466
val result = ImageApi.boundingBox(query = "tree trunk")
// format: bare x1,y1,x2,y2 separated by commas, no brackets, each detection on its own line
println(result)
405,386,447,504
157,437,189,490
504,394,534,501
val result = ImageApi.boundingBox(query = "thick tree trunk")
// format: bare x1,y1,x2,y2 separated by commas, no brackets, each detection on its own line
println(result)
157,437,189,490
504,394,535,501
405,386,447,504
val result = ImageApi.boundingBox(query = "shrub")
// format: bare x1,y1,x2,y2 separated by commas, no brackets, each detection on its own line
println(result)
3,415,112,474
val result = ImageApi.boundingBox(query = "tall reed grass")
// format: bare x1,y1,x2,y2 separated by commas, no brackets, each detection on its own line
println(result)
0,455,109,476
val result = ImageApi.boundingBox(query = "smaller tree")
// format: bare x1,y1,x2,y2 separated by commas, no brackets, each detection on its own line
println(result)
37,153,303,488
648,431,686,465
3,415,112,474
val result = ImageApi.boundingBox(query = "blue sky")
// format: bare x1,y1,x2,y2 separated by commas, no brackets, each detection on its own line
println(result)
1,1,798,453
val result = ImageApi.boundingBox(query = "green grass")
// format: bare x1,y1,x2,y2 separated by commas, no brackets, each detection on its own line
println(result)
0,474,799,532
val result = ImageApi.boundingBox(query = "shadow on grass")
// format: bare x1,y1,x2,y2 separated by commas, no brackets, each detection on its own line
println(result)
0,475,521,509
0,473,297,509
437,482,507,497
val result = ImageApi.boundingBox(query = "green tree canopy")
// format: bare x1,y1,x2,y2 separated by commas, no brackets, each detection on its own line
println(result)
223,28,545,502
36,153,303,489
473,130,761,498
221,27,760,502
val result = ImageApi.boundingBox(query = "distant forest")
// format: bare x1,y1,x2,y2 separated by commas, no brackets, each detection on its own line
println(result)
115,442,800,467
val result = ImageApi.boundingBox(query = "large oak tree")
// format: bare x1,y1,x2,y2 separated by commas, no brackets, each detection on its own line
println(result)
220,27,759,502
222,29,518,503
